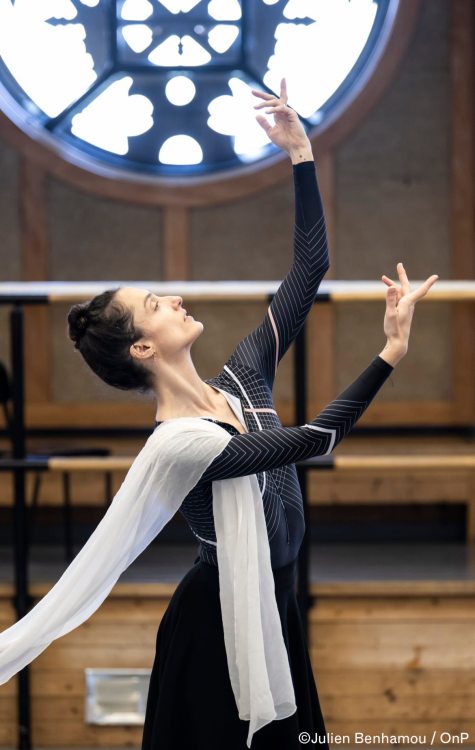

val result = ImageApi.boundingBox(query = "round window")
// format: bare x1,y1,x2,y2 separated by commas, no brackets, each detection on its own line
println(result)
0,0,391,177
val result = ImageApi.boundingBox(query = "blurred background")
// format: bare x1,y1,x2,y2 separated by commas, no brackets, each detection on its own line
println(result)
0,0,474,747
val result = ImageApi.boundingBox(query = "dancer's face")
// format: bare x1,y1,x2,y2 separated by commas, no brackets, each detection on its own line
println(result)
115,287,203,363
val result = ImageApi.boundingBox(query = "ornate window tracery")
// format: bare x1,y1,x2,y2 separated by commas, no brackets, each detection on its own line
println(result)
0,0,391,176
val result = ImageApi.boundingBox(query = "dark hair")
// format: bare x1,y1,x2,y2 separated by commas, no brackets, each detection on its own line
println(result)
67,288,154,393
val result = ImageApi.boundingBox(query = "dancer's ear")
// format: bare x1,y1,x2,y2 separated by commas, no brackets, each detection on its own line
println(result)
130,340,156,362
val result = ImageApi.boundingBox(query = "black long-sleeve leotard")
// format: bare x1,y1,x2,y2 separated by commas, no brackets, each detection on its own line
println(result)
155,160,393,569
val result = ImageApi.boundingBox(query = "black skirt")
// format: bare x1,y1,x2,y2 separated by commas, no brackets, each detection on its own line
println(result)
141,556,328,750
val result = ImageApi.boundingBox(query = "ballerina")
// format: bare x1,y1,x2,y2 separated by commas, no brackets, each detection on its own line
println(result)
0,79,438,750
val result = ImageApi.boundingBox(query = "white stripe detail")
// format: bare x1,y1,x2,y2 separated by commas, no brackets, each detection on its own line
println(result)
244,407,278,415
192,529,217,547
224,366,263,430
267,307,279,376
304,423,336,455
223,365,266,494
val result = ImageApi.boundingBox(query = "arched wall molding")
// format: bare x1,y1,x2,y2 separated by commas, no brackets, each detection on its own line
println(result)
0,0,422,209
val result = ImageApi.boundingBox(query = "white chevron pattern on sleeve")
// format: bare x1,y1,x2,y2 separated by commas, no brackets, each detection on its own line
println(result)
231,162,330,389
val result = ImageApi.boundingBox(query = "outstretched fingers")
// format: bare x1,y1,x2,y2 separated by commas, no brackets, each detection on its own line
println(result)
254,97,281,111
251,86,272,97
255,114,272,134
408,274,439,303
280,77,288,104
252,77,287,108
381,274,402,303
396,262,411,296
263,104,288,115
381,265,439,304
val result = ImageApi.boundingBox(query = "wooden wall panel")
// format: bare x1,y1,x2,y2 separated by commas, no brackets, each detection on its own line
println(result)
334,0,452,417
0,139,20,372
451,0,475,423
47,177,163,282
190,176,294,281
20,160,51,403
335,302,452,402
163,206,190,280
334,0,450,279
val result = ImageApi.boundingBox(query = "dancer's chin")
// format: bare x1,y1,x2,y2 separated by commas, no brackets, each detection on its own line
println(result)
190,319,204,338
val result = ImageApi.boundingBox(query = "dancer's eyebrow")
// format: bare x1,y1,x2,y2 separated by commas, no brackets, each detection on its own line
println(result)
143,292,153,309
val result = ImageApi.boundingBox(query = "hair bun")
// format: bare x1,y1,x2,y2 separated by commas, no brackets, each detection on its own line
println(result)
68,304,90,349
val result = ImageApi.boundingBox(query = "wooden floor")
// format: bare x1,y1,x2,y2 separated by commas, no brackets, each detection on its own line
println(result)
1,542,475,748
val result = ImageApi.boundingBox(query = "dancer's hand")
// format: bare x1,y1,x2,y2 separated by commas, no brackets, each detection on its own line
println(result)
252,78,312,162
379,263,439,366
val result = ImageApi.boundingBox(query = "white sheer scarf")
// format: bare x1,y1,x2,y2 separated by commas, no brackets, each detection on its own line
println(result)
0,417,296,747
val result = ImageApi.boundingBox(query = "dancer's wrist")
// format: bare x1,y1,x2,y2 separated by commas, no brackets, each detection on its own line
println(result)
378,340,407,367
289,141,313,164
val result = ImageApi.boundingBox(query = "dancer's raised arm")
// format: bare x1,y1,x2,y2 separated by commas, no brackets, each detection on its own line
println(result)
201,265,439,481
230,79,330,388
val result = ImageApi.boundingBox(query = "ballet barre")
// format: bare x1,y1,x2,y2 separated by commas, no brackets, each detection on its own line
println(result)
0,278,474,303
1,453,475,472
